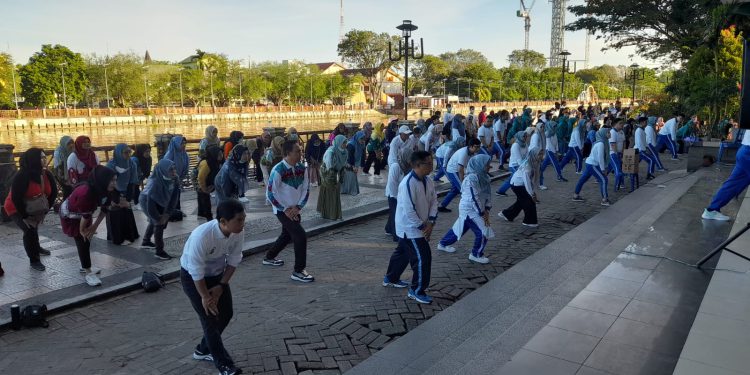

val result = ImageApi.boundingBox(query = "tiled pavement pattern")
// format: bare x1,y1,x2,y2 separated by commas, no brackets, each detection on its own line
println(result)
0,158,683,374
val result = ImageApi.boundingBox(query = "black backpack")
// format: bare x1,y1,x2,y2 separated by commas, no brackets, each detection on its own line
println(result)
21,304,49,328
142,271,165,293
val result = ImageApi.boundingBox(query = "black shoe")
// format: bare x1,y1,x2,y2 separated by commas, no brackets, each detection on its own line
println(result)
0,263,4,277
646,174,655,180
262,258,284,266
141,240,156,249
437,206,452,213
218,364,243,375
495,192,508,197
154,250,173,260
557,177,568,182
30,261,46,271
38,248,51,256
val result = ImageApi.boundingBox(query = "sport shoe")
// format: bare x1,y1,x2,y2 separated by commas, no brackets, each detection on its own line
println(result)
155,250,173,260
557,177,568,182
79,267,101,274
702,209,731,221
437,206,452,213
539,185,548,190
262,258,284,267
38,248,51,256
140,240,156,249
437,244,456,253
382,276,409,288
218,364,243,375
468,254,490,264
495,191,508,197
85,273,102,287
522,223,539,228
291,270,315,283
30,261,46,271
238,197,249,203
601,199,611,207
192,350,213,362
572,196,584,202
498,212,510,222
407,289,432,304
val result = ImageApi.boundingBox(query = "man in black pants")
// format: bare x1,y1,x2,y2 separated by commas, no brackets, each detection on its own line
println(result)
262,141,314,282
180,199,246,375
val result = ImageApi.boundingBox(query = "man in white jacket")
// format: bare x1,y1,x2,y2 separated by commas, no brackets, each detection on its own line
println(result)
383,151,438,304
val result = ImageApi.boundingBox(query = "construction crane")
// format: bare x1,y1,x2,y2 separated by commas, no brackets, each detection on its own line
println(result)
549,0,566,67
516,0,536,51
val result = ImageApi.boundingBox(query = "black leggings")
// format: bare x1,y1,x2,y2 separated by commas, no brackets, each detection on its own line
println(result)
73,235,92,269
12,215,42,263
197,191,213,220
265,212,307,273
502,185,538,225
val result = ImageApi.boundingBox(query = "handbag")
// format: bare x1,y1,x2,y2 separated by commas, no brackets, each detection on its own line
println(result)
25,174,49,224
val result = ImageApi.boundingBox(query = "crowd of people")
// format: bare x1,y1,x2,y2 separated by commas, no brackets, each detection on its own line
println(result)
0,100,747,375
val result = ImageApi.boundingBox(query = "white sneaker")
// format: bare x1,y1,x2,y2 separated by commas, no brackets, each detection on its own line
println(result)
79,267,101,274
238,197,249,203
702,209,731,221
522,223,539,228
498,212,510,222
468,254,490,264
539,185,548,190
437,244,456,253
85,273,102,287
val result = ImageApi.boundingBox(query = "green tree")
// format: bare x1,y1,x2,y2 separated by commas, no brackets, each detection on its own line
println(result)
507,50,547,71
439,49,489,74
20,44,88,108
409,55,450,95
85,52,146,107
0,53,21,109
337,30,400,107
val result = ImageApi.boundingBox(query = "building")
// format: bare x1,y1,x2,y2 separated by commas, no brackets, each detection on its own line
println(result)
313,62,404,107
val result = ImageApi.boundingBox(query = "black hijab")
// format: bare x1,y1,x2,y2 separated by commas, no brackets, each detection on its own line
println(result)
87,165,116,201
19,148,44,184
134,144,152,179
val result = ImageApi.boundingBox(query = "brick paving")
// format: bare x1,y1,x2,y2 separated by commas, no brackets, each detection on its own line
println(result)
0,158,685,375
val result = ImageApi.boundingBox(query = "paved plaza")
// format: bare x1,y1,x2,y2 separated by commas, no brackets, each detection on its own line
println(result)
0,157,687,375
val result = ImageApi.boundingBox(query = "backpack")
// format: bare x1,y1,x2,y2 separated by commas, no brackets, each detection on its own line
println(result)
21,304,49,328
141,271,165,293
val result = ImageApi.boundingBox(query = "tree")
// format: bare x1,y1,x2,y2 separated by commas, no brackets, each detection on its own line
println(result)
0,53,21,109
567,0,723,62
19,44,88,108
507,50,547,71
409,55,450,95
439,49,490,73
338,30,400,107
85,53,146,107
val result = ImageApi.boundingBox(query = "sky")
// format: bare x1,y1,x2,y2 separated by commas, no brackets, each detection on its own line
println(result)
3,0,653,70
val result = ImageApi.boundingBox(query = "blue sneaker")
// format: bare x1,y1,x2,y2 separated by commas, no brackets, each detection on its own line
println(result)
407,289,433,304
383,276,409,288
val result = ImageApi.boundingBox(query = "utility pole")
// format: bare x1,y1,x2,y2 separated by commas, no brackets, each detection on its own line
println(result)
59,62,68,109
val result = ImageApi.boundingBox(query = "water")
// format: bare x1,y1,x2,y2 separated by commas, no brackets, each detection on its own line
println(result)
0,115,390,151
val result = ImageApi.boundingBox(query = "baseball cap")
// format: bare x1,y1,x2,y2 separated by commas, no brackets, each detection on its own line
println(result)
398,125,412,135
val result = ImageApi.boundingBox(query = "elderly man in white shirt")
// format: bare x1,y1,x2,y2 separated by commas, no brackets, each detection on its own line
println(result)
387,125,412,166
180,199,246,375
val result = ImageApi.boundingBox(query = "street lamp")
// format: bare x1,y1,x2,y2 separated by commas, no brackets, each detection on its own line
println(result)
103,58,110,109
626,63,646,106
388,19,424,120
178,68,185,108
59,62,68,109
9,57,19,112
142,66,150,109
558,50,571,102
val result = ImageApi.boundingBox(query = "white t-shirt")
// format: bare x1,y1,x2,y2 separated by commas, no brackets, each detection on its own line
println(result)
743,130,750,146
586,142,607,169
493,119,507,141
508,143,527,168
446,147,471,174
659,118,678,138
477,126,494,147
180,220,243,280
545,134,558,153
529,132,542,151
385,163,404,198
387,136,406,165
634,127,647,151
645,126,657,146
609,129,624,154
569,129,582,149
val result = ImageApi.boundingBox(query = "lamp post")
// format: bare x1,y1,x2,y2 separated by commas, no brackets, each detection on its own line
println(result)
59,62,68,109
457,78,461,100
103,59,110,109
626,63,646,106
388,19,424,120
142,66,150,109
558,50,571,102
209,70,215,107
9,57,19,112
178,68,185,108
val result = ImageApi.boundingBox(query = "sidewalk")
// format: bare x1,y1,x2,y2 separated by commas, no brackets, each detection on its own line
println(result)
0,156,653,374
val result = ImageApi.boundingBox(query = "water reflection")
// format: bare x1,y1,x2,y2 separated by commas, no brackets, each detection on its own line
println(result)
0,115,389,150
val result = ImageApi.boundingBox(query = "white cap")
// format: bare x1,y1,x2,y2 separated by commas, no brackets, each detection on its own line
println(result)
398,125,412,135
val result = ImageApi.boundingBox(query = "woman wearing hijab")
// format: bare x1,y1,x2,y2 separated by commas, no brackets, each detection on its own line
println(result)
198,125,220,159
539,120,567,187
105,144,139,245
53,135,74,200
434,136,465,183
385,147,414,241
499,147,544,227
437,154,493,264
253,130,272,185
223,130,244,160
67,135,99,185
318,134,347,220
197,145,223,220
139,159,180,259
560,115,585,174
573,128,611,206
496,131,529,196
329,123,347,146
287,127,300,143
163,135,189,219
131,144,152,205
60,165,116,286
304,133,327,187
364,123,386,177
341,132,362,195
4,148,58,271
215,145,250,203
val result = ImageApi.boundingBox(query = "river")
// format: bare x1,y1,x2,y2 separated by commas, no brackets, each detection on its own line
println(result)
0,114,390,151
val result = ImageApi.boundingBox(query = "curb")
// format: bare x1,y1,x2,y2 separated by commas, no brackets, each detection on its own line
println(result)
0,171,510,331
